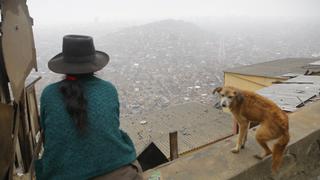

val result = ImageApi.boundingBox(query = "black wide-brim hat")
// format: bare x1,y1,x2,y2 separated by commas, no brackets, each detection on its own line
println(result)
48,35,109,74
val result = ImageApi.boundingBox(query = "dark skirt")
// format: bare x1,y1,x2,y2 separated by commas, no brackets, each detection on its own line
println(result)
92,160,143,180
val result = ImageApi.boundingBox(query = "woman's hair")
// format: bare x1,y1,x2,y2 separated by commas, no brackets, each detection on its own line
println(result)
60,74,92,133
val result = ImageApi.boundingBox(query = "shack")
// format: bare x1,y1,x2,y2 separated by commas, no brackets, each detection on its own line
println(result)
224,58,320,91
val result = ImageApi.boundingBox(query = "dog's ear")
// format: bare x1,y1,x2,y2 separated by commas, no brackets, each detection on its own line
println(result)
213,87,222,94
235,91,244,102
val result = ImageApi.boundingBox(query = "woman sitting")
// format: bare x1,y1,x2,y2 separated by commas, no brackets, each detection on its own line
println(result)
35,35,143,180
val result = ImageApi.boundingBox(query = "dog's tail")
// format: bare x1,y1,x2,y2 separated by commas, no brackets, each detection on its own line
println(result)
272,130,290,173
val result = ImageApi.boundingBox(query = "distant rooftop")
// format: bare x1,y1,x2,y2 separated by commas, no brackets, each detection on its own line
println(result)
257,75,320,112
224,58,320,78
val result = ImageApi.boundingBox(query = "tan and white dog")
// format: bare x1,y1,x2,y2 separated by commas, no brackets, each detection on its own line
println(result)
213,86,289,173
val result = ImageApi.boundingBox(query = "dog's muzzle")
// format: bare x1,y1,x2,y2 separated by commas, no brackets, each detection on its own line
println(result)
221,102,227,107
220,97,230,108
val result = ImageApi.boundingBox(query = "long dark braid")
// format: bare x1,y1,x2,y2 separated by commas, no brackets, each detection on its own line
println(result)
60,74,90,133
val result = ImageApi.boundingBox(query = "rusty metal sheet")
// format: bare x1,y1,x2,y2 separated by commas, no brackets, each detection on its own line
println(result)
0,103,14,179
1,0,37,102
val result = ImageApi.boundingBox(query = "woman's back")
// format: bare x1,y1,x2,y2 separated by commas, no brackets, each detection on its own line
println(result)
35,76,136,180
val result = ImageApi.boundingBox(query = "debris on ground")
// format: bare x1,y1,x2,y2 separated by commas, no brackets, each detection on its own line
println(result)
140,120,148,125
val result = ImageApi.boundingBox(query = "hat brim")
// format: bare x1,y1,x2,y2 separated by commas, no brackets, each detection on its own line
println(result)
48,51,109,74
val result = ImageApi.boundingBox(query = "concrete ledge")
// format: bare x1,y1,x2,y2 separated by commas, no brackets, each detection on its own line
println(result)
144,101,320,180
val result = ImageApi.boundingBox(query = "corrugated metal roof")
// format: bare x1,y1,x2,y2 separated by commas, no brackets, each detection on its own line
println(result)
309,60,320,66
257,75,320,112
121,102,233,157
224,58,320,78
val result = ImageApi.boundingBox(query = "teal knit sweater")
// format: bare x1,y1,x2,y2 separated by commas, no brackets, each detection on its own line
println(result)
35,76,136,180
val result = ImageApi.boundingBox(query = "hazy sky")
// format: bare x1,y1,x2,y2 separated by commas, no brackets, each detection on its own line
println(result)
28,0,320,25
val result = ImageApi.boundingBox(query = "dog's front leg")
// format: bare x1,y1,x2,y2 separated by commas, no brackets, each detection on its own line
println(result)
241,122,250,149
232,122,249,153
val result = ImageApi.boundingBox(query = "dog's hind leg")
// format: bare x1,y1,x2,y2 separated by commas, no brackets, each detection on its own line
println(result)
254,126,272,160
272,131,290,174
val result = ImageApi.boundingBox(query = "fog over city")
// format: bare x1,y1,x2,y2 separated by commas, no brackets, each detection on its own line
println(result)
29,0,319,24
28,0,320,117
